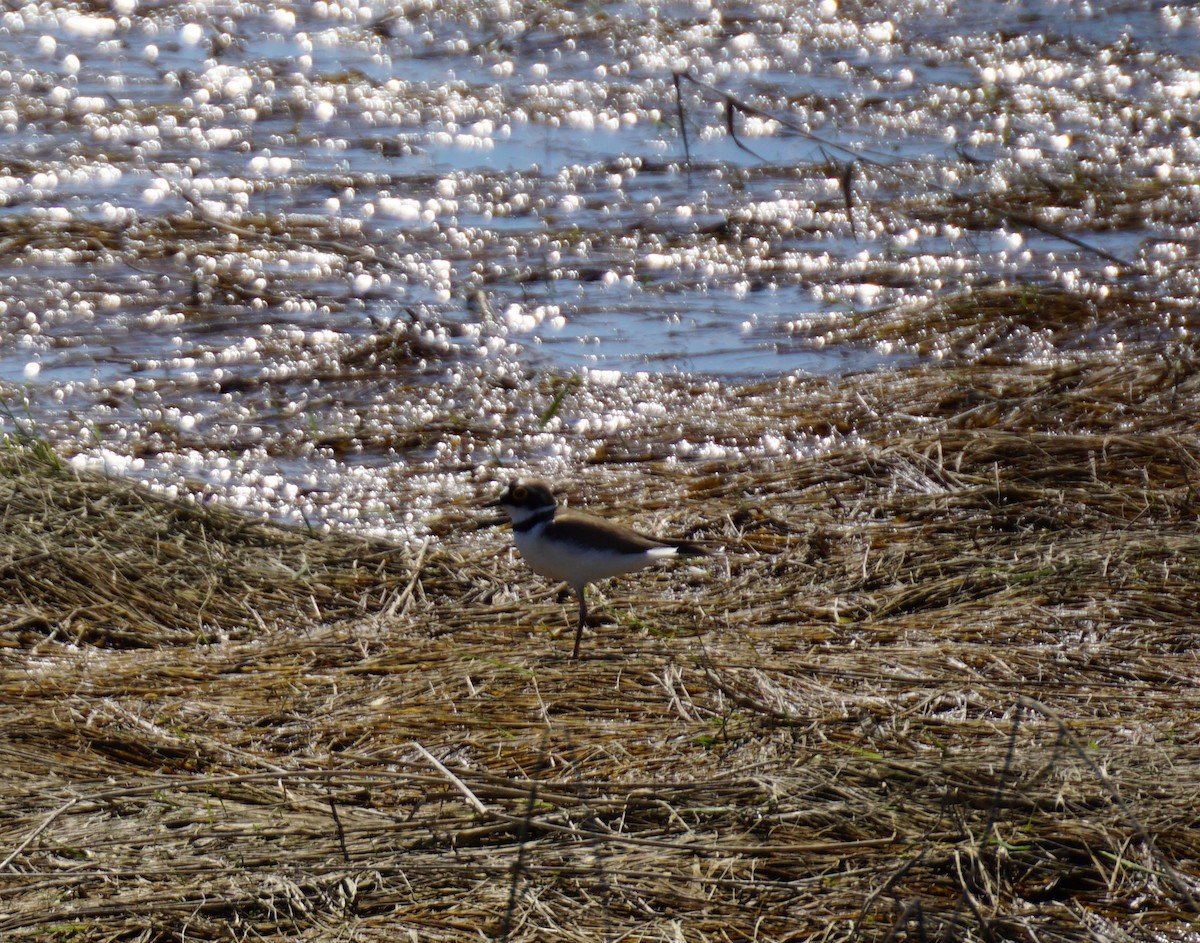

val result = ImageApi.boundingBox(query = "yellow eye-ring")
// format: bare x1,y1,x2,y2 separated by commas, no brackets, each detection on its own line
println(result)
512,486,528,501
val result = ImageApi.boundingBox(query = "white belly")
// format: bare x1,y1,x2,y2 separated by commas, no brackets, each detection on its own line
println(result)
513,529,675,589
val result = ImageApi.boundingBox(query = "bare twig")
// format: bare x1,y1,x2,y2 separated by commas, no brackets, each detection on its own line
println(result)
0,798,78,871
675,71,1134,269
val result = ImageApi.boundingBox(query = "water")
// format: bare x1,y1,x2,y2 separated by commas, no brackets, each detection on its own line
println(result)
0,0,1194,534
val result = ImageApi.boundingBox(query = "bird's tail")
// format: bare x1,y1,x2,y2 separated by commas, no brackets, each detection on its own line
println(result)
668,539,708,557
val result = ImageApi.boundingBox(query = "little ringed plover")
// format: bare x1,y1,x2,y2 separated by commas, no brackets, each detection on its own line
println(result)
487,479,707,658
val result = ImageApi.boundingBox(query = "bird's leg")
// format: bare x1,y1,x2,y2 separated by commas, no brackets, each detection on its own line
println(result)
572,585,587,659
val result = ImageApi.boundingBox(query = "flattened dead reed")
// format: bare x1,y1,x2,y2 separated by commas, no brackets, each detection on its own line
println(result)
0,451,416,648
3,351,1200,941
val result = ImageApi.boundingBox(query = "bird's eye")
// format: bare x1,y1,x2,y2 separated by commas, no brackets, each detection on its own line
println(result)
512,486,528,501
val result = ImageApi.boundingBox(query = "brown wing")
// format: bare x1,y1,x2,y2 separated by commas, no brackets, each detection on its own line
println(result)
548,510,707,556
546,510,670,555
665,538,707,557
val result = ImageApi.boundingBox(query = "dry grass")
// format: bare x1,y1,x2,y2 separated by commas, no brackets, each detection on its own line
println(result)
789,283,1192,364
3,350,1200,942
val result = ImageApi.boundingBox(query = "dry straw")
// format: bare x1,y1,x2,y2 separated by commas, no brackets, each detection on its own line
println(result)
3,349,1200,941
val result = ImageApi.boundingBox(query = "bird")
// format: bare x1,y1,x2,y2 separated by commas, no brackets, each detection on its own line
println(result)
486,479,708,658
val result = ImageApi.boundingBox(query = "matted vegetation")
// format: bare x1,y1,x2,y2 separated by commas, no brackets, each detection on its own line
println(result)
3,347,1200,942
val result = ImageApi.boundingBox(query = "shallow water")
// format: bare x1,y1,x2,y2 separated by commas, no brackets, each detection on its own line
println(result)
0,0,1196,535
